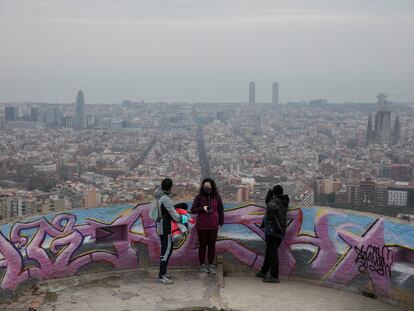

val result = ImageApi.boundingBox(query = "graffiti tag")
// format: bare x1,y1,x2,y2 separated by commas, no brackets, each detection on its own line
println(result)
354,244,393,278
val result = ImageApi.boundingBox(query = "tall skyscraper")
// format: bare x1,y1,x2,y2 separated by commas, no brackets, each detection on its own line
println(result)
366,94,393,144
30,107,41,122
249,81,255,105
374,93,391,143
272,82,279,105
216,111,224,122
45,108,63,128
366,112,374,144
393,116,401,145
5,107,17,121
75,90,86,130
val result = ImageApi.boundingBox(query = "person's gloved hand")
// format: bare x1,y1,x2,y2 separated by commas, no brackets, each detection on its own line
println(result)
181,214,190,224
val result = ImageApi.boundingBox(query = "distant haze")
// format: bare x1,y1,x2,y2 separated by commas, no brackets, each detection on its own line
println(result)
1,0,413,104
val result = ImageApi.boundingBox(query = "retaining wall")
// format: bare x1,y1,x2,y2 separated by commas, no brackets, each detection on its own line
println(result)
0,203,413,308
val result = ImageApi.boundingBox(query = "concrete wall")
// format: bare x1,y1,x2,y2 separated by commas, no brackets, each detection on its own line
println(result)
0,203,413,308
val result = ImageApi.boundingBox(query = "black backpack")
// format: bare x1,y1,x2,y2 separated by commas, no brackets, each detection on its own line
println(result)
266,196,287,236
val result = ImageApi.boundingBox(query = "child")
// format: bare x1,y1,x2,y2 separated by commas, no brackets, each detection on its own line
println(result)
171,203,195,247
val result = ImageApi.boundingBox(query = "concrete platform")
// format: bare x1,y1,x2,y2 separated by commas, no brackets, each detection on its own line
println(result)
221,277,400,311
0,268,403,311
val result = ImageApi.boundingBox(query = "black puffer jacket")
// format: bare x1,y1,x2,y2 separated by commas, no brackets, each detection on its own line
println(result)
262,194,289,238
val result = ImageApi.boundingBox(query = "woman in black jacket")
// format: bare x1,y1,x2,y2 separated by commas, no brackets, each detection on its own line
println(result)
256,185,289,283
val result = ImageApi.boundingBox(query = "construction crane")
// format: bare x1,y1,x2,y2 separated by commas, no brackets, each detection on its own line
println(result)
377,93,409,110
386,93,408,98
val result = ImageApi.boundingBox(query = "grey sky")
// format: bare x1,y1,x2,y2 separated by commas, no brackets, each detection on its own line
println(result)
1,0,413,104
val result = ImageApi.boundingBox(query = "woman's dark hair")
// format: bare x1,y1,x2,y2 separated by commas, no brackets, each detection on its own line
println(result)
161,178,173,192
199,178,220,197
265,184,284,204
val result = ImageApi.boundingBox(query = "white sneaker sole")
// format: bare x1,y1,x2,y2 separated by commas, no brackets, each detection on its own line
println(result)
158,279,174,285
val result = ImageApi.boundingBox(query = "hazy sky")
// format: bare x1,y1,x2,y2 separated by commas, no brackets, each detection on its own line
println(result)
1,0,413,103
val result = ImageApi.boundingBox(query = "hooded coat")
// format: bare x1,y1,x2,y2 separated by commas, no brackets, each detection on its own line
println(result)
154,189,182,235
262,194,289,238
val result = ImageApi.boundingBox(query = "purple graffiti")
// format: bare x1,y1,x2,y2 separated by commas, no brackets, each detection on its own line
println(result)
354,244,393,278
327,219,393,297
10,214,78,280
1,208,145,288
0,203,412,304
281,209,338,277
0,231,28,290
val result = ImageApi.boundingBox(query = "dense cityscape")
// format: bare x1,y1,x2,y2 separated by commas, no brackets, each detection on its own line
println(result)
1,84,414,222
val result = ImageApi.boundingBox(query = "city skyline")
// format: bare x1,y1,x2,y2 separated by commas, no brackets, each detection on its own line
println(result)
1,93,413,216
1,87,413,106
1,1,414,309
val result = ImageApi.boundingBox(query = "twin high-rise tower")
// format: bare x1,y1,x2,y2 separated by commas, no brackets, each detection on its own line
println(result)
248,81,279,105
272,82,279,105
249,82,256,105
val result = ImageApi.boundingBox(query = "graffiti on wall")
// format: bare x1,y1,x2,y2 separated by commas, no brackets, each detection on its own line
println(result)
354,244,393,278
0,203,413,303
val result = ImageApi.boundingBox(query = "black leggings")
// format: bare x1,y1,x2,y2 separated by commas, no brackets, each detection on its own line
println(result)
197,229,218,265
159,234,173,278
261,235,283,278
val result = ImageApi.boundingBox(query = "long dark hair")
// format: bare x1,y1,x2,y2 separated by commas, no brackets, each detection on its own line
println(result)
199,178,220,198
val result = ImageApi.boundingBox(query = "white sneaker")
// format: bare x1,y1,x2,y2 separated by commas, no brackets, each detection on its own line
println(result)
200,264,209,273
208,265,217,275
158,275,174,285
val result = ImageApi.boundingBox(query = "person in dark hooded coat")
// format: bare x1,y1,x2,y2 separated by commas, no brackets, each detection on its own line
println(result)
256,185,289,283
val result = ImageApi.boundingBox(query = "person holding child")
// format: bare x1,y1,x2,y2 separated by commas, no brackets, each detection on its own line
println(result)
153,178,190,284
